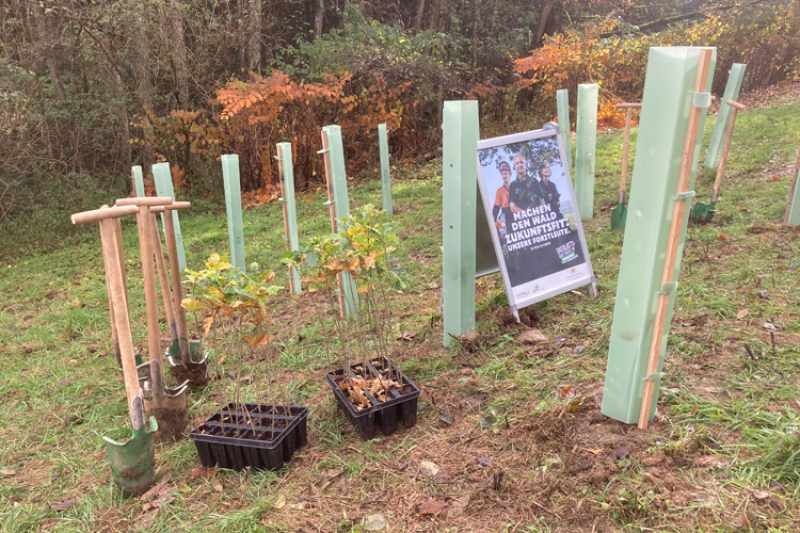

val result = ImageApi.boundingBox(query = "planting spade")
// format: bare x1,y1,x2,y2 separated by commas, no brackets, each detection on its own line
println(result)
611,103,641,231
116,197,189,442
149,206,179,353
161,201,209,386
691,100,746,224
71,205,157,497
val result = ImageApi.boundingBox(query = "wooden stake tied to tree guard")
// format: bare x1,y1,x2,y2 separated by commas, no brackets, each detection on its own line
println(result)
152,163,187,272
638,48,713,430
691,99,746,224
276,142,301,295
320,125,359,319
378,124,393,216
783,134,800,226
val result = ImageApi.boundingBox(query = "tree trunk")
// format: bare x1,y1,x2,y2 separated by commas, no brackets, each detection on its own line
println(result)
315,0,324,34
29,0,65,100
169,0,190,109
248,0,262,71
489,0,499,37
532,0,555,48
112,70,132,170
414,0,427,32
130,8,156,171
471,0,480,80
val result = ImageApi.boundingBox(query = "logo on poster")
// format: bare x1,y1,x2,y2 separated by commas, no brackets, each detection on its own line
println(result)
557,240,577,263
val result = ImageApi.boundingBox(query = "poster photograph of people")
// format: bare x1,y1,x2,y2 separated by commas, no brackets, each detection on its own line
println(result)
477,128,595,312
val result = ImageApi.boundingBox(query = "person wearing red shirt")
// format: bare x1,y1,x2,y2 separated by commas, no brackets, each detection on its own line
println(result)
493,161,513,237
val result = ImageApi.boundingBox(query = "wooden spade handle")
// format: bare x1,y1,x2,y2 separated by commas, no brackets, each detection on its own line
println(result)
162,204,191,357
116,197,173,207
638,48,713,430
99,218,142,427
615,103,642,109
135,206,166,392
150,213,176,333
71,205,138,225
166,201,190,211
726,100,746,111
620,108,634,198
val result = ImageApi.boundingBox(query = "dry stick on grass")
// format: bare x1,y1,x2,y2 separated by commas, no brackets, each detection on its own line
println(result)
638,48,712,430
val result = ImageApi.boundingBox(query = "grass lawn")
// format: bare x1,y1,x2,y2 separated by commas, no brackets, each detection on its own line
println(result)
2,94,800,532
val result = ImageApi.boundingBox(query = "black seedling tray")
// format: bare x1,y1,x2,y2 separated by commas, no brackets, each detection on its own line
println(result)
189,403,308,471
326,356,420,440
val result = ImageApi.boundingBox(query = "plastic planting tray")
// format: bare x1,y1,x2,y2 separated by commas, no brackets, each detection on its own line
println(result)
189,403,308,471
326,356,420,440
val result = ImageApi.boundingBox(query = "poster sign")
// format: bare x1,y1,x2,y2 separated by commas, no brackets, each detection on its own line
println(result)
476,125,596,316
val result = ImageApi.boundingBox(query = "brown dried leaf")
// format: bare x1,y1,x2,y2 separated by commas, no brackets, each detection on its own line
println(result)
210,475,223,492
49,498,76,512
584,448,604,455
737,308,750,319
752,490,770,500
0,469,16,476
191,467,214,480
418,498,448,517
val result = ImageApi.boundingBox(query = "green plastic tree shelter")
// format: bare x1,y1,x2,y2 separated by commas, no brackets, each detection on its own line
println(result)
575,83,598,220
442,101,479,347
131,166,145,198
602,47,716,426
556,89,572,169
704,63,747,169
783,153,800,226
221,154,246,272
378,124,393,216
152,163,187,272
276,143,301,294
321,125,359,318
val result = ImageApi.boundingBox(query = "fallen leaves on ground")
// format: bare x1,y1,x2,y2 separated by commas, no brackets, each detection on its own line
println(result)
49,498,76,512
517,329,548,344
420,460,441,478
737,308,750,319
418,498,448,517
140,479,175,511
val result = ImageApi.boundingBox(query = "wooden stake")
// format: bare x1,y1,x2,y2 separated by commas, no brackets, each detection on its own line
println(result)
638,48,712,429
277,149,295,295
710,100,745,203
783,134,800,226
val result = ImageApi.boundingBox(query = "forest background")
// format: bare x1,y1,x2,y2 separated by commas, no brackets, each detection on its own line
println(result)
1,0,797,253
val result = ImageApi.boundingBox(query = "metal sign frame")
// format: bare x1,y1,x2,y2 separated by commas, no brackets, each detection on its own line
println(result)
475,125,596,319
